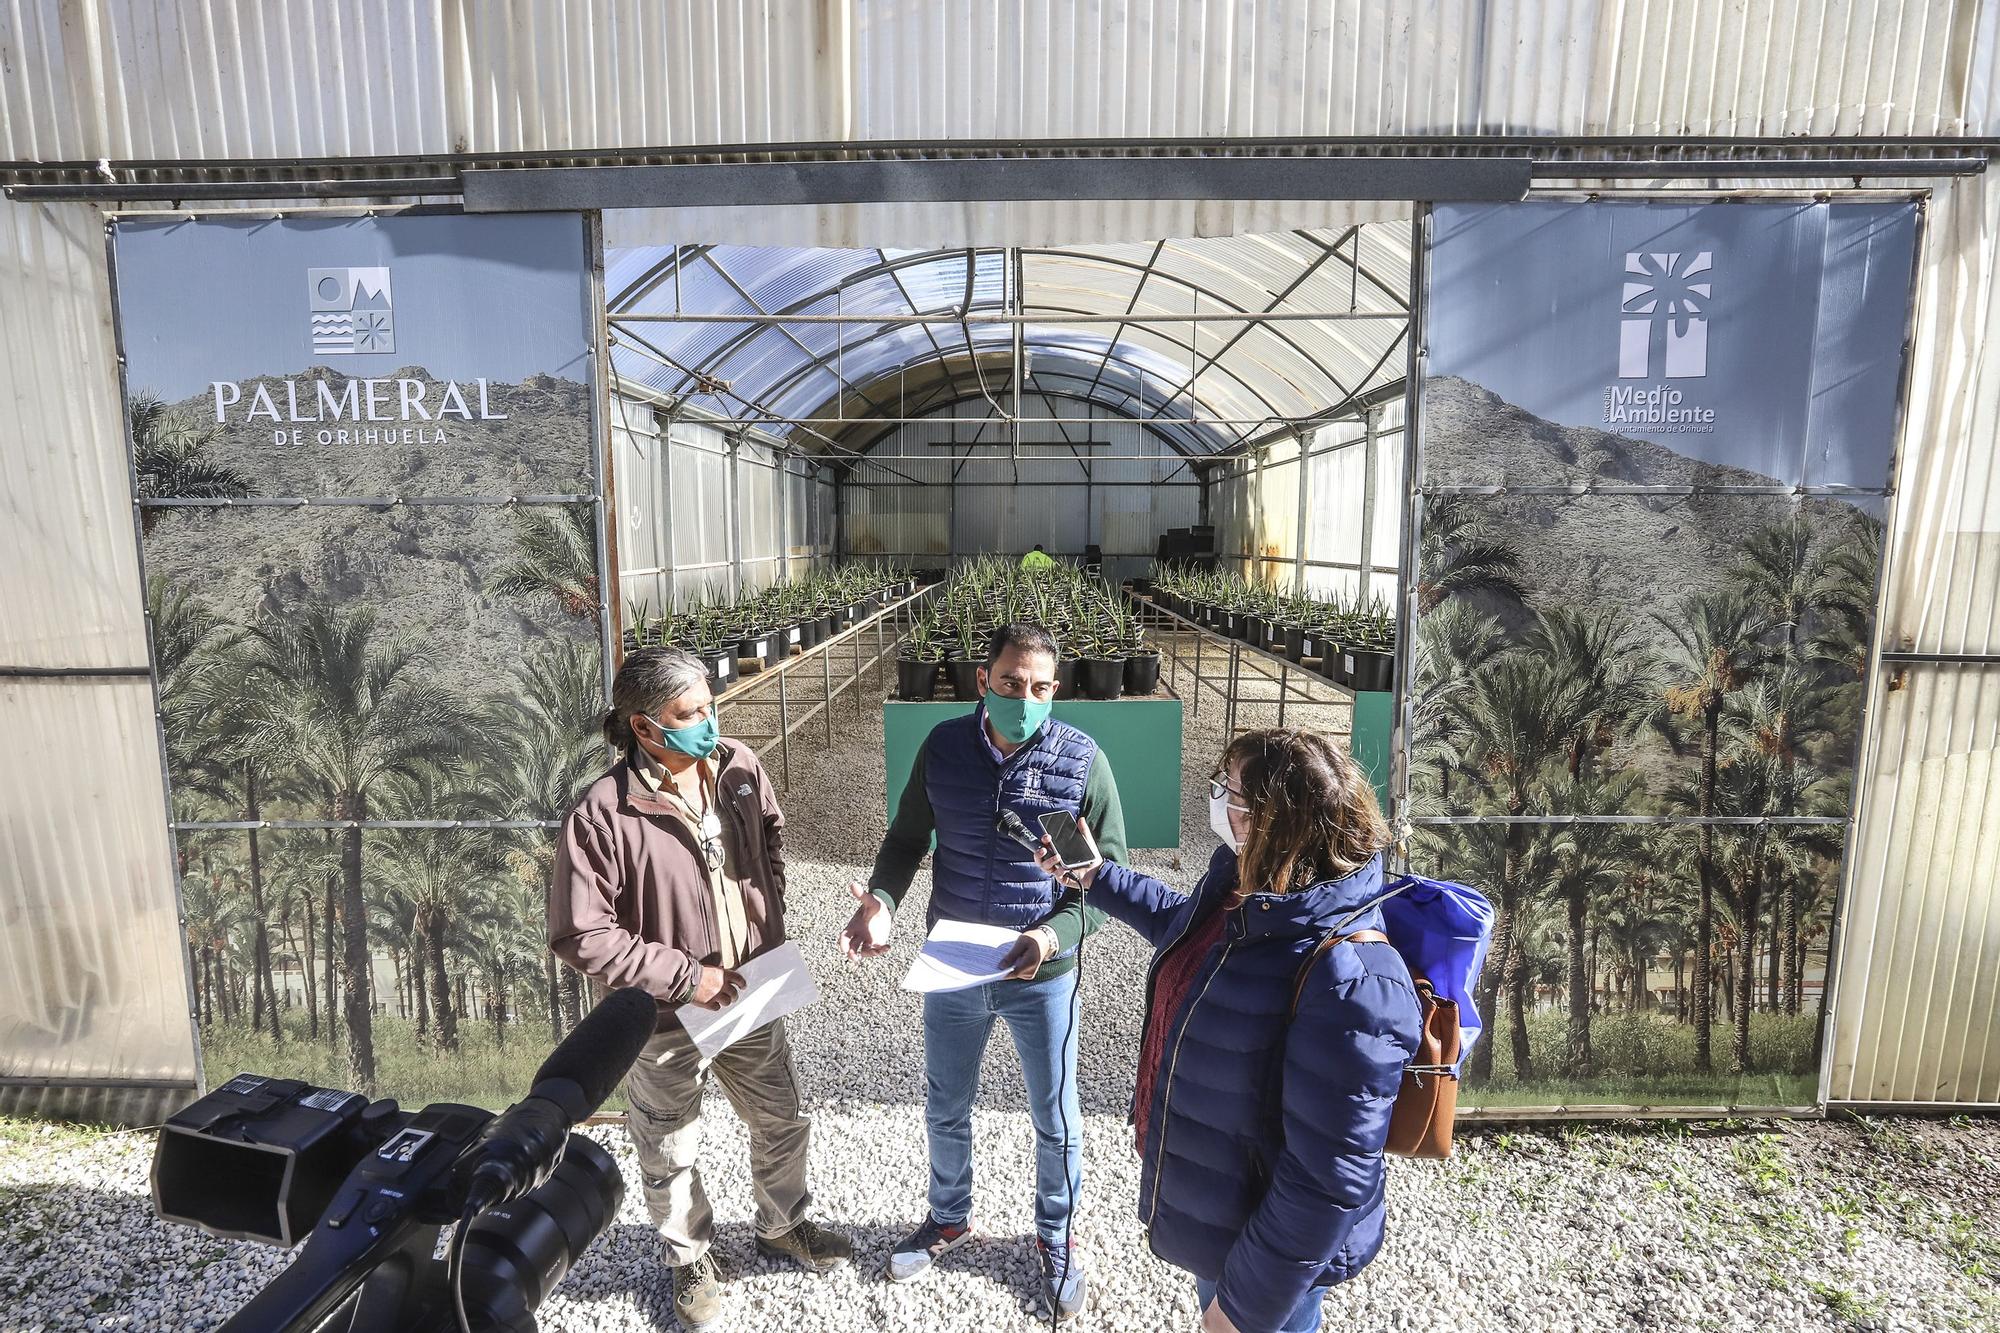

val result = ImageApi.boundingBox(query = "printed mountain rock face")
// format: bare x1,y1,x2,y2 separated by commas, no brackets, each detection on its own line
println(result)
139,368,594,499
1413,375,1881,816
1425,375,1813,491
1422,376,1880,624
144,504,597,716
133,362,601,744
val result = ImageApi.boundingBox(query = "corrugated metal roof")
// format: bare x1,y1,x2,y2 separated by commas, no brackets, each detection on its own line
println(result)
607,228,1408,454
8,2,1999,246
12,2,2000,153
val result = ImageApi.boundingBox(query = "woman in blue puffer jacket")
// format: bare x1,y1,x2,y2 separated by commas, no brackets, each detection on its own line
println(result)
1037,727,1422,1333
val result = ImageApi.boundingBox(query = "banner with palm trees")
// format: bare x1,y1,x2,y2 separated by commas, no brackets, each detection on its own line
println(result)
1413,201,1918,1108
113,214,612,1105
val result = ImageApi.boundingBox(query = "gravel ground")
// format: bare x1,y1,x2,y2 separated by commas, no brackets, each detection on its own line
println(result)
5,658,1998,1332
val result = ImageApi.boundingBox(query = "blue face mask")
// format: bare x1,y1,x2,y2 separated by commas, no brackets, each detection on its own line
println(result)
984,688,1052,745
643,711,719,760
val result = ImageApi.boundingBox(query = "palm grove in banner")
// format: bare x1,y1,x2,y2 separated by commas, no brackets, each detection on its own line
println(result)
116,215,609,1106
1413,202,1916,1107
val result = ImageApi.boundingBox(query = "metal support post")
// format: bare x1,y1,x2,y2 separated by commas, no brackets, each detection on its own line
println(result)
779,457,794,584
1191,630,1202,719
822,637,835,743
1359,406,1380,605
1251,448,1265,583
1216,636,1232,732
727,434,745,598
776,664,791,788
661,415,680,608
1293,429,1310,592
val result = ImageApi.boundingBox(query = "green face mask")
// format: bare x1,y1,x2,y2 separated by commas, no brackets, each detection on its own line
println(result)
645,711,719,760
983,688,1051,745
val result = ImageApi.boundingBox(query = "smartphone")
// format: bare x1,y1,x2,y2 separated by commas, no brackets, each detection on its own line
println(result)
1038,810,1101,869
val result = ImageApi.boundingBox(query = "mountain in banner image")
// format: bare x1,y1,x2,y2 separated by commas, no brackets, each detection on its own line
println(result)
1422,374,1881,636
132,366,594,500
136,366,601,725
1416,374,1882,810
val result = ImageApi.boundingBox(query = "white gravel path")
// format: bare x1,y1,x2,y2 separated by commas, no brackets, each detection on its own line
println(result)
5,665,1997,1333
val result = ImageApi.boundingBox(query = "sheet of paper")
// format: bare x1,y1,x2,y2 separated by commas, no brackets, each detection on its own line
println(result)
901,918,1022,994
673,941,820,1059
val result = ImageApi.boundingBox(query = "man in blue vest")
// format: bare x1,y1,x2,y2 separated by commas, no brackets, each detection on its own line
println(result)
840,622,1127,1322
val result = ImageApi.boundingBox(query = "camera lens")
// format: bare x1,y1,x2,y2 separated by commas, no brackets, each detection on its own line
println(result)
457,1134,624,1330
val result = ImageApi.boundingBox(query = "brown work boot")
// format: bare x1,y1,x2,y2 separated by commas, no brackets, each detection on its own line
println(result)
757,1217,856,1273
668,1250,723,1332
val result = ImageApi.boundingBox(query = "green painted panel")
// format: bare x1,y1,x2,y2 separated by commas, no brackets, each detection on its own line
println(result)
883,700,1186,849
1350,689,1393,810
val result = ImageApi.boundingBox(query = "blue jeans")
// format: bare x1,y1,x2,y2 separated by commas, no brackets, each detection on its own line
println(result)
923,967,1082,1245
1196,1278,1325,1333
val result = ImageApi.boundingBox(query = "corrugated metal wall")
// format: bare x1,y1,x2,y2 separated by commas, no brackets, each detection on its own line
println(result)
13,2,2000,251
1824,174,2000,1107
841,394,1199,582
613,393,834,621
10,0,1996,165
1212,398,1406,603
0,197,197,1124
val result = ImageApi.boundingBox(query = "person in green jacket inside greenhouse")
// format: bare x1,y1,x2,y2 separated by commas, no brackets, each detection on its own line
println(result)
1021,544,1058,571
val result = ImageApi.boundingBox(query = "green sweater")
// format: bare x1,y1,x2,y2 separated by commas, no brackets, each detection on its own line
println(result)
867,735,1127,978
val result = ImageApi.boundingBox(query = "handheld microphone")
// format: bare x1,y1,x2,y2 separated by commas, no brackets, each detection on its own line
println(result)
997,809,1041,853
454,986,658,1215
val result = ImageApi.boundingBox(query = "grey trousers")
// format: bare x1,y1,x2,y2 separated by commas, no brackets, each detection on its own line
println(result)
623,1017,813,1265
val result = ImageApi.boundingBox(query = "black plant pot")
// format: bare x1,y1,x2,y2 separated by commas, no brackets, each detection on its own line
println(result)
820,614,840,640
1348,648,1394,693
1321,645,1352,688
736,633,773,666
705,651,737,688
1054,658,1080,700
1079,657,1126,700
896,658,941,700
945,659,983,701
1279,625,1306,662
1122,651,1162,696
1221,611,1249,641
795,618,822,650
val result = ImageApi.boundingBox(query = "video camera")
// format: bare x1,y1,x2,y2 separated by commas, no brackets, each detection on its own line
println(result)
150,987,659,1333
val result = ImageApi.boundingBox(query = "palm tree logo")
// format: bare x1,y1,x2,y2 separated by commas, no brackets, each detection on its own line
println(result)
1618,251,1711,379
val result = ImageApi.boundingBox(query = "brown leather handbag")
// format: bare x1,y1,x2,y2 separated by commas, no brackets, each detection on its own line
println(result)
1288,928,1462,1159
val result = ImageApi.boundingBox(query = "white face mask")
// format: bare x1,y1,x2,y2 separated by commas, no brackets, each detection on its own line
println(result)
1208,785,1247,852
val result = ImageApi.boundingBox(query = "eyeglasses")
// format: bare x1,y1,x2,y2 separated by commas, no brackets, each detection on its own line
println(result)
697,809,725,871
1207,775,1249,808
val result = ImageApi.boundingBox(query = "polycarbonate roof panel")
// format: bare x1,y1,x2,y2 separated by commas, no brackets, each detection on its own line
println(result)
607,227,1410,454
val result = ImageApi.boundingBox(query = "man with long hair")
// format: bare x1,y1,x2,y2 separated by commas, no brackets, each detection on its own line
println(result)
550,647,853,1333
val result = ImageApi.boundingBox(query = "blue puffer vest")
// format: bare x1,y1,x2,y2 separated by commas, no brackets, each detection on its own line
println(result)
922,704,1097,945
